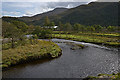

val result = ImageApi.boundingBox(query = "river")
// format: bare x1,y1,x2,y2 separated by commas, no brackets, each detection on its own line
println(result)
2,39,119,78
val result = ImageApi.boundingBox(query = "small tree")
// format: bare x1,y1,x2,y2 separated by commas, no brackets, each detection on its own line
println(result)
11,20,28,33
44,16,50,27
73,23,85,33
50,22,55,27
73,23,80,32
2,21,23,48
64,23,72,38
94,25,102,33
27,25,35,34
58,21,64,37
87,26,95,34
65,23,72,31
107,26,115,33
33,34,38,44
32,26,42,38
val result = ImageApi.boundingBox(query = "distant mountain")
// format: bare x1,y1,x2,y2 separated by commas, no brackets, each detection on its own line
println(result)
2,2,119,26
57,2,119,26
2,16,22,23
19,8,68,22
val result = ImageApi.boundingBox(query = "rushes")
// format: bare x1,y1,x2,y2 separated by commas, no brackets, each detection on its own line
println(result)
52,33,120,47
2,40,62,69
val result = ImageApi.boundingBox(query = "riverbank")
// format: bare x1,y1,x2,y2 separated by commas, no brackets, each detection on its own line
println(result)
2,40,62,69
52,32,120,47
84,73,120,80
2,39,118,78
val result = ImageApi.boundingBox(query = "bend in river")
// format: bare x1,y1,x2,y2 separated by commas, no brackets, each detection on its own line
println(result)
3,39,119,78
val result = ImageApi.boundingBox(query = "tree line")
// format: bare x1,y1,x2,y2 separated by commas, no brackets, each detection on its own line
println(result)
2,16,119,49
57,22,119,33
2,17,54,49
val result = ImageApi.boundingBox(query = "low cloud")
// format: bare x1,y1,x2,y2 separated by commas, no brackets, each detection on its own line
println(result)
97,0,119,2
2,2,84,17
25,11,33,16
2,0,119,2
2,0,119,17
10,3,33,8
66,4,74,8
2,0,97,2
2,11,21,16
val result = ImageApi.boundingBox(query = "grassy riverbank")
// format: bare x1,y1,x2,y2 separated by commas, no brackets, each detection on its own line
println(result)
52,32,120,47
84,73,120,80
2,40,62,69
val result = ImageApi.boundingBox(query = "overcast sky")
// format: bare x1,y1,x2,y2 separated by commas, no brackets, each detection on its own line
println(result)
2,0,119,2
1,0,119,17
2,2,87,17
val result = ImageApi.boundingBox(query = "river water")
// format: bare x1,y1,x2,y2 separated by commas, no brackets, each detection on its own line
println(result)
2,39,119,78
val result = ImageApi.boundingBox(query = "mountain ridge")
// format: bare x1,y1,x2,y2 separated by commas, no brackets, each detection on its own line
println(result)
19,7,68,22
2,2,119,26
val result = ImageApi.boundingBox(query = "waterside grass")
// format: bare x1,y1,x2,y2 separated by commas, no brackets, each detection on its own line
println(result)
52,32,120,47
65,42,85,50
84,73,120,80
2,40,62,69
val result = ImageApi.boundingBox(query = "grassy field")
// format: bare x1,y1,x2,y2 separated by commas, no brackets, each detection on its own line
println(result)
2,40,62,68
52,31,120,47
53,31,120,37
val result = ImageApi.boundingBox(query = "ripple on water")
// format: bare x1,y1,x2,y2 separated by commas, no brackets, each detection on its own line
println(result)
3,39,119,78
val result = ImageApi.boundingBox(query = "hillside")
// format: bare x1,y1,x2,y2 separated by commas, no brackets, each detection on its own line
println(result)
19,8,68,22
2,2,119,26
58,2,119,26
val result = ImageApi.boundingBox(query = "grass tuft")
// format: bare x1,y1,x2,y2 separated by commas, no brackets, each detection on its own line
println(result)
2,40,62,69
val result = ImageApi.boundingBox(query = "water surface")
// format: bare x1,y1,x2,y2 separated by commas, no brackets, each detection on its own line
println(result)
3,39,119,78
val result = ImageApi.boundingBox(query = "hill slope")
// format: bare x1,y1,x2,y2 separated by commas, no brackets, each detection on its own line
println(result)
19,8,68,22
2,2,119,26
58,2,118,26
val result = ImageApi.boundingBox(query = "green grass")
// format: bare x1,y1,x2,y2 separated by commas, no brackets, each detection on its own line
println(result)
65,42,85,50
2,39,31,50
77,32,119,37
52,32,120,47
53,31,119,37
1,40,62,68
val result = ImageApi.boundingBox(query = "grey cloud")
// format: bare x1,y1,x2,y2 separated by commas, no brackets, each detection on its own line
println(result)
45,2,86,8
97,0,119,2
22,2,84,16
